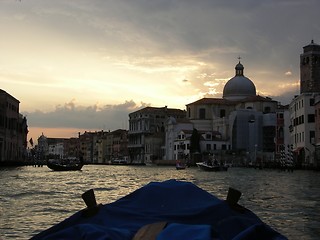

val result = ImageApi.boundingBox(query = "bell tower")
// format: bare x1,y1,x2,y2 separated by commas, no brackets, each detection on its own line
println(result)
300,40,320,93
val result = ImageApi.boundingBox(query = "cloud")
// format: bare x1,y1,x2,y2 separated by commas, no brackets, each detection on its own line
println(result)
23,100,151,130
2,0,320,135
285,71,293,76
271,90,299,106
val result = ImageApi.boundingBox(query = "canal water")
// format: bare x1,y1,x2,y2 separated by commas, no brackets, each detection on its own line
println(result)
0,165,319,239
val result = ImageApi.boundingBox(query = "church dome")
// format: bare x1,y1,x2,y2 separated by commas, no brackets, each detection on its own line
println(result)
223,61,256,100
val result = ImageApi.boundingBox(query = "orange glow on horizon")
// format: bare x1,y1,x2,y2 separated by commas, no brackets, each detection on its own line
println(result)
28,127,94,146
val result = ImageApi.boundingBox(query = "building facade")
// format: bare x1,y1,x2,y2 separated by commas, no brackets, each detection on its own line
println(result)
0,89,28,164
314,95,320,169
289,40,320,168
128,106,186,163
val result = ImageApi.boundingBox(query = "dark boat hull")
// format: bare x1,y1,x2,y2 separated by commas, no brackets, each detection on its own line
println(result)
196,162,228,171
176,165,186,170
47,162,83,171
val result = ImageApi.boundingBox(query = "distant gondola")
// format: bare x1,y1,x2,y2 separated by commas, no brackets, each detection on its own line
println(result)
47,158,83,171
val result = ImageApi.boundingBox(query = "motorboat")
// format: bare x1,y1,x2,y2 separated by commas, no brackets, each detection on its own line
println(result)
196,162,229,171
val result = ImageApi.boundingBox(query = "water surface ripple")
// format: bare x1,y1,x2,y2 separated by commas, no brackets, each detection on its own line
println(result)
0,165,319,239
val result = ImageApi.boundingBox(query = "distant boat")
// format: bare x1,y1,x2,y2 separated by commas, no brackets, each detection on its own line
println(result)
47,158,83,171
111,159,128,165
176,160,186,170
196,162,228,172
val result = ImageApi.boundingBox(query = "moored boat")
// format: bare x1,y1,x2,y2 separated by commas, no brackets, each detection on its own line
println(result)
31,180,287,240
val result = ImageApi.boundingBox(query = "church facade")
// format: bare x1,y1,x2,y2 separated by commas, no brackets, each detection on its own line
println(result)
184,61,279,164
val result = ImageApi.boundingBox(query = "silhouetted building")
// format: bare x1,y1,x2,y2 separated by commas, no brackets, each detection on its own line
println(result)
0,89,28,165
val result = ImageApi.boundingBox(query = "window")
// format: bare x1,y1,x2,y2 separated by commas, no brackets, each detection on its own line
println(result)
206,144,211,151
310,98,315,106
310,131,315,144
278,127,284,138
199,108,206,119
308,114,315,123
264,106,271,113
220,109,226,118
205,133,211,140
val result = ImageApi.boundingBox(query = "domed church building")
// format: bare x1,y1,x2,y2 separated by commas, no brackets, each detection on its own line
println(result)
223,61,256,100
186,60,278,164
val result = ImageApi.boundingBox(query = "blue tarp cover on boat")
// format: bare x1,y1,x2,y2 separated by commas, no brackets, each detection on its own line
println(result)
31,179,287,240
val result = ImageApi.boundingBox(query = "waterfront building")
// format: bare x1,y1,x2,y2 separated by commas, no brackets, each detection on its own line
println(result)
64,136,80,158
0,89,28,165
79,131,95,163
91,131,106,164
289,40,320,168
37,133,67,160
93,131,108,164
275,105,292,166
37,133,48,160
48,142,64,159
165,117,194,162
75,129,129,164
186,61,278,164
111,129,128,161
289,93,317,168
105,131,113,162
314,95,320,169
128,106,186,163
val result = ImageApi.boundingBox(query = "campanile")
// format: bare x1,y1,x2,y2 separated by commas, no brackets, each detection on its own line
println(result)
300,40,320,93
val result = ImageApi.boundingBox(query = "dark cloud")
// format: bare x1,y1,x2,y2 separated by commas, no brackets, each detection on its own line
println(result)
271,89,300,106
23,100,151,130
4,0,320,130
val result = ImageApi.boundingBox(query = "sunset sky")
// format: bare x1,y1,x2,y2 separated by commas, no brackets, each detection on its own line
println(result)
0,0,319,145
